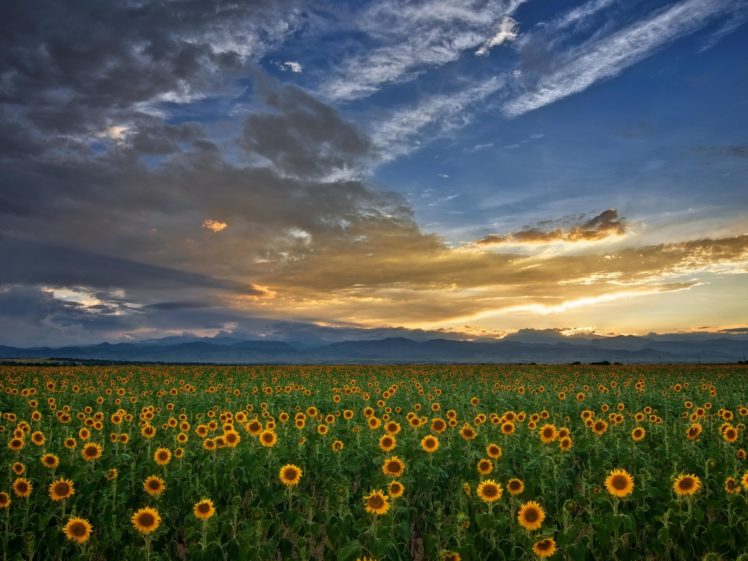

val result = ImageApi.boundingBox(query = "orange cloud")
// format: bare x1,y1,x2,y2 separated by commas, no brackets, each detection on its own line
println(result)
476,209,627,246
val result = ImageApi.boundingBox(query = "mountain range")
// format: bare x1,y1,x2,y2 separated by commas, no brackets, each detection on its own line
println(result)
1,330,747,364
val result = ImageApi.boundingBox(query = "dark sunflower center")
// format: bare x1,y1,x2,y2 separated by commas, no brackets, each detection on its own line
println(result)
55,483,70,495
285,469,298,480
679,478,694,490
198,503,210,513
509,481,520,490
368,495,384,509
483,485,498,498
537,540,551,551
524,508,539,522
139,513,155,526
71,523,86,537
612,475,628,490
148,481,160,490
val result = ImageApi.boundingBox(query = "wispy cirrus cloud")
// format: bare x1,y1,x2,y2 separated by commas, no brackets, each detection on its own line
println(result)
504,0,741,116
475,16,519,55
320,0,525,101
370,76,505,161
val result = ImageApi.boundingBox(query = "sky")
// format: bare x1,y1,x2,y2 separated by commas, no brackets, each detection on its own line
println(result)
1,0,747,347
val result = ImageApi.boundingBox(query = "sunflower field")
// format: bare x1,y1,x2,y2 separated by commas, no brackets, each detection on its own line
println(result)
1,364,747,561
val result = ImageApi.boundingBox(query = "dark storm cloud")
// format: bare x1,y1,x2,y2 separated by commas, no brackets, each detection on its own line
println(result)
244,78,372,178
0,0,303,112
0,237,257,294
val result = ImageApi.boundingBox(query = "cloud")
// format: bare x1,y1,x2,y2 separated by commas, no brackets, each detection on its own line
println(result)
370,76,505,161
244,78,372,178
504,0,739,116
0,0,304,144
476,209,628,246
475,16,518,55
320,0,525,100
202,219,228,233
280,60,303,73
694,144,748,160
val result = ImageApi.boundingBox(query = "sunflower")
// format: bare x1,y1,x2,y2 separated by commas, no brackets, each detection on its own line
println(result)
332,439,344,452
501,421,516,435
63,517,92,544
382,456,405,478
421,434,439,453
279,464,303,487
8,437,24,452
631,427,645,442
131,507,161,535
558,437,573,452
724,477,740,494
31,431,45,446
385,421,401,435
740,470,748,490
539,424,557,444
12,477,32,498
460,424,477,441
518,501,545,531
476,480,503,503
604,469,634,498
363,489,390,515
154,448,171,465
532,537,557,558
388,480,404,498
259,429,278,448
686,424,702,440
193,498,215,520
477,458,493,476
224,430,240,447
143,475,166,497
723,426,739,443
40,453,59,469
81,442,102,462
12,462,25,475
592,420,608,436
49,478,75,502
673,473,702,497
507,478,525,496
379,434,397,452
431,418,447,433
0,492,10,510
486,443,502,459
106,468,119,481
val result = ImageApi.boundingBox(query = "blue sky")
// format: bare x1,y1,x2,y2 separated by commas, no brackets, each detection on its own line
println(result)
0,0,747,345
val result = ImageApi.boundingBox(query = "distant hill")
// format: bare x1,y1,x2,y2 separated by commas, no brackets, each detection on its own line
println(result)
1,333,747,364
